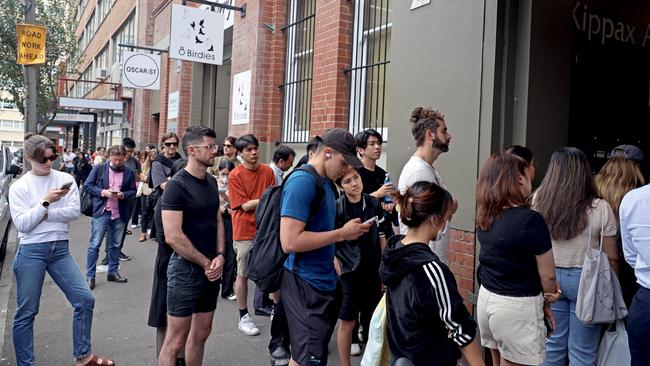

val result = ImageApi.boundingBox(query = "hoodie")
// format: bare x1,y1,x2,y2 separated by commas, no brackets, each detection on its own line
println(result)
380,235,476,366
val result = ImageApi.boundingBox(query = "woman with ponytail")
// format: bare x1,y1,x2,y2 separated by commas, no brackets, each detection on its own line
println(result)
379,181,483,366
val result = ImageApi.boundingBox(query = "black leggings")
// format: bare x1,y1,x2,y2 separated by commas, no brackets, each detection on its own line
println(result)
141,195,155,233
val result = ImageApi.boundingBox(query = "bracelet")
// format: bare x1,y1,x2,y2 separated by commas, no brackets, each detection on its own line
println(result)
216,251,225,258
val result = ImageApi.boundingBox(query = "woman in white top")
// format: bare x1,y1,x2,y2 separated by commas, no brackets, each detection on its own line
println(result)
9,134,114,366
533,147,619,366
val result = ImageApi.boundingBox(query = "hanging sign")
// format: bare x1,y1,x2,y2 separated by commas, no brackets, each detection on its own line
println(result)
200,0,235,30
168,91,179,120
16,24,47,65
410,0,431,10
169,4,224,65
231,70,251,125
122,51,161,90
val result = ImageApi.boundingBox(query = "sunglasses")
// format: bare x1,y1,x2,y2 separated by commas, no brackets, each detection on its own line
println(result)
164,142,178,147
36,154,58,164
222,144,233,148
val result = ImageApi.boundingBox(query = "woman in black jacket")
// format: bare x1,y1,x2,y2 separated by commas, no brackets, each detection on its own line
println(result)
380,181,483,366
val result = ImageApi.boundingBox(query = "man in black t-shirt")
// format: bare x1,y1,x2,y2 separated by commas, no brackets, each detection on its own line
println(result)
157,126,225,366
355,129,397,238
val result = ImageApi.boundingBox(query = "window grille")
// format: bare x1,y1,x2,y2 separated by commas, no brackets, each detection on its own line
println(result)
346,0,392,138
112,14,135,65
280,0,316,143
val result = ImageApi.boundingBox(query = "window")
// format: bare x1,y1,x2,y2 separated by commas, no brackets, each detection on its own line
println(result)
347,0,392,138
112,14,135,65
80,11,96,51
96,0,114,27
280,0,316,143
94,46,109,78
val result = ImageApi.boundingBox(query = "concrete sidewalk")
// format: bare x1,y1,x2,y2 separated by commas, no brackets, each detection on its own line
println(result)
0,216,360,365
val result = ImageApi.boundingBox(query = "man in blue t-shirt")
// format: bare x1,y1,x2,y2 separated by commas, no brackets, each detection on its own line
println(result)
280,128,370,366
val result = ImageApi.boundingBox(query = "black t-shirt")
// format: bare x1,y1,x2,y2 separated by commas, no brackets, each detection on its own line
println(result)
336,195,384,274
358,165,387,195
161,169,220,258
477,206,552,297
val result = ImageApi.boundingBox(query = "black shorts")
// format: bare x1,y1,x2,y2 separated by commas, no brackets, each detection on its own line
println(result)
339,269,382,322
281,269,340,366
167,254,220,317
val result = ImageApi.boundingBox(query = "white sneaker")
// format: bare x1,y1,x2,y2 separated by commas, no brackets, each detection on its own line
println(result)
238,313,260,336
96,264,108,273
131,224,139,229
350,343,362,356
227,294,237,301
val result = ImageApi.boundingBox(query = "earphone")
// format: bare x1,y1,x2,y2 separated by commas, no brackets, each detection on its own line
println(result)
325,153,332,159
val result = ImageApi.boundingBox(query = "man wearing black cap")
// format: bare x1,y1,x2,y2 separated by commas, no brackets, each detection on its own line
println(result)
279,128,370,366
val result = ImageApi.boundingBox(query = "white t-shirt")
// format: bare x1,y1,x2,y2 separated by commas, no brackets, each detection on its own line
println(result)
397,155,450,263
9,170,79,244
63,152,75,168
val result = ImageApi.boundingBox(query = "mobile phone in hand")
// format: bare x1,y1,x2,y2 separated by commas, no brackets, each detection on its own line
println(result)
363,216,378,225
60,182,73,190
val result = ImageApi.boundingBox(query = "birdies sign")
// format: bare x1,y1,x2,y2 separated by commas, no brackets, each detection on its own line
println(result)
169,4,224,65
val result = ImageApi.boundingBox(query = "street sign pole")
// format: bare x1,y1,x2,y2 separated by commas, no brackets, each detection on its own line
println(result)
23,0,38,134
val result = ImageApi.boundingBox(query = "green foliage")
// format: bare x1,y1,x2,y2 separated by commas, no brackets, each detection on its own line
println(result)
0,0,82,121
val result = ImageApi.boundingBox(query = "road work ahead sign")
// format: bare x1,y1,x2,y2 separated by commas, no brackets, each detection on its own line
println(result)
16,24,47,65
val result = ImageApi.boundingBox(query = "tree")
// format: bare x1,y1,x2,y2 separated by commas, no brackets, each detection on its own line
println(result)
0,0,83,133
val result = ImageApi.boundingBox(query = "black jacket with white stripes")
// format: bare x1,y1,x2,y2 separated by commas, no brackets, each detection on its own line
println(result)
379,235,477,366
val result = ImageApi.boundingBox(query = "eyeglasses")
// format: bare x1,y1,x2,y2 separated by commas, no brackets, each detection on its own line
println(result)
192,144,218,151
36,154,58,164
164,142,178,147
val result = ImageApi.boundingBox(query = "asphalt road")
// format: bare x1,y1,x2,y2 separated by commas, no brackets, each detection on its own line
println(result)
0,215,361,366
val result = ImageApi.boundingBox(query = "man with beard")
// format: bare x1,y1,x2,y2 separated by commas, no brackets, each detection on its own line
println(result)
157,126,225,366
397,107,457,264
85,145,137,289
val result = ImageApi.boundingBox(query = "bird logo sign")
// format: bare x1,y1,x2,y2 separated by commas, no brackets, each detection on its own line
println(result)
169,4,224,65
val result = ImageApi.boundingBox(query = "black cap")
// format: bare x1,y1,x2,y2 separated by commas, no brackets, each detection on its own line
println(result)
320,128,363,168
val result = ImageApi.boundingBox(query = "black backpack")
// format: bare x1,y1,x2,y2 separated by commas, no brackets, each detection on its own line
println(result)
80,164,104,217
247,165,327,292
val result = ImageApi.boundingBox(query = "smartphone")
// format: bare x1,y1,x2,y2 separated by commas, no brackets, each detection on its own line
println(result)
60,182,73,190
110,190,119,196
363,216,378,225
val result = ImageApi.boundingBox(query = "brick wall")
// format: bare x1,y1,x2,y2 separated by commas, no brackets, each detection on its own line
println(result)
229,0,287,142
132,0,158,146
448,228,477,313
310,0,353,135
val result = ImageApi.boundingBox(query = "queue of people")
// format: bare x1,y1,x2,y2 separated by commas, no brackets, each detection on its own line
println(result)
6,105,650,366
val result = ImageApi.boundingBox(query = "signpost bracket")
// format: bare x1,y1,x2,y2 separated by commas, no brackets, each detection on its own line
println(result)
181,0,246,18
118,43,169,55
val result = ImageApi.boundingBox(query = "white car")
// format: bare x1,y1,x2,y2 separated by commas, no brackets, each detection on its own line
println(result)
0,145,21,260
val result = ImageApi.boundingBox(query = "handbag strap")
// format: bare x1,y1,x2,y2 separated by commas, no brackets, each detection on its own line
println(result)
598,202,605,252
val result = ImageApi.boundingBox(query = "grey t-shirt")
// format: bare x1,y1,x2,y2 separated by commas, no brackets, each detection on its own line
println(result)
397,155,450,263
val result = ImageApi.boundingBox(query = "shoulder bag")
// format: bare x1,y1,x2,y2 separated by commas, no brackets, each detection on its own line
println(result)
576,203,628,324
80,164,104,217
361,294,392,366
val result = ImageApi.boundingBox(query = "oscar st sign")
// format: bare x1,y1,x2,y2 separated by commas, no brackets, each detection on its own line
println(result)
122,51,161,90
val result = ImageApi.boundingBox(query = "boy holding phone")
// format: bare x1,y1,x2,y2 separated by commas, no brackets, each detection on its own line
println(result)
334,166,386,366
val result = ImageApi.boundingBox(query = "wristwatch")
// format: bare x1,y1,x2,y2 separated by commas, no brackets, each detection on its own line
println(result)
216,251,225,258
41,200,50,209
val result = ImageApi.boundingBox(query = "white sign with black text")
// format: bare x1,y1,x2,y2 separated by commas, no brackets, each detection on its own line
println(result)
231,70,251,125
122,51,161,90
169,4,224,65
168,91,179,120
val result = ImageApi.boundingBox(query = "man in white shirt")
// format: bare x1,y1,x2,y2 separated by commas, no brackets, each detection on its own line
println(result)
270,144,296,186
620,183,650,365
63,147,76,175
397,106,457,263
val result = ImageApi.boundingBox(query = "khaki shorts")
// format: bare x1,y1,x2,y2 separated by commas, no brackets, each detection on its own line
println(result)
233,240,253,277
477,286,546,365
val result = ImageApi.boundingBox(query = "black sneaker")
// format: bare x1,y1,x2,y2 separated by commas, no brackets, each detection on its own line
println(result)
119,252,131,261
100,257,108,266
270,346,290,366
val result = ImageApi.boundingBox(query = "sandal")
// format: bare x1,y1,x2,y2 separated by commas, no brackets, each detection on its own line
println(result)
83,355,115,365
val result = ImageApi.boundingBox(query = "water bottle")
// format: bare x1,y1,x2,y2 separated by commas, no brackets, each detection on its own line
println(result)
383,173,393,203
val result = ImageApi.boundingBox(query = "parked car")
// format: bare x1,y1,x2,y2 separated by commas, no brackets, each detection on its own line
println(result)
0,145,21,260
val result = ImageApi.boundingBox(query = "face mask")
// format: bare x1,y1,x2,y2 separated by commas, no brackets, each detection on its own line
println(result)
220,175,228,184
109,163,124,172
432,220,448,242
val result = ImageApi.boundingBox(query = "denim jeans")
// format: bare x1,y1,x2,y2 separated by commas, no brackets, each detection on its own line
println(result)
628,287,650,366
543,267,602,366
87,211,125,278
12,241,95,365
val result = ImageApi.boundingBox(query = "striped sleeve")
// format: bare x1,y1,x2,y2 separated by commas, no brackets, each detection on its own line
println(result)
422,261,477,347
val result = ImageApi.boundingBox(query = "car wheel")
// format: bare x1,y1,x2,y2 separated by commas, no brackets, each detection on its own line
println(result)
0,221,9,261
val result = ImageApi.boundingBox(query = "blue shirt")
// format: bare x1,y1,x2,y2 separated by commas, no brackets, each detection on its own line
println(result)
620,184,650,290
281,167,337,291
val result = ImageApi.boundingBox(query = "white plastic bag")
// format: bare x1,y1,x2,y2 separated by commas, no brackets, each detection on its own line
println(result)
361,294,392,366
597,320,631,365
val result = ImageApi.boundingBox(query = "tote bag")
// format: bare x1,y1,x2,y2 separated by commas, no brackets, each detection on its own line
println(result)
361,294,392,366
576,204,628,324
597,320,631,365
